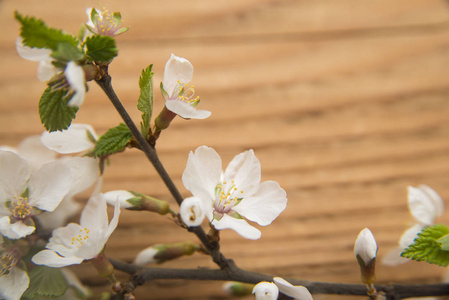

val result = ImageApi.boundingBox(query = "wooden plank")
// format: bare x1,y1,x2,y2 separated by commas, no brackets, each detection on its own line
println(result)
2,1,449,299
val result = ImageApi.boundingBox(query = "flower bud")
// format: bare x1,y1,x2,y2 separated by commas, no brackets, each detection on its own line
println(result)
180,196,206,227
103,190,170,215
354,228,377,284
222,281,254,297
252,282,279,300
134,241,200,265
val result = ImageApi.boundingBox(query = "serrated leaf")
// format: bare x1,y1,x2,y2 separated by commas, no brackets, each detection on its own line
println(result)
15,11,78,50
39,87,79,132
401,224,449,266
94,123,133,157
137,65,154,137
85,35,118,62
23,266,68,298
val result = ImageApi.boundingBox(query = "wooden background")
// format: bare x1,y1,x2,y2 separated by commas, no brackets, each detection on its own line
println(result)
1,0,449,299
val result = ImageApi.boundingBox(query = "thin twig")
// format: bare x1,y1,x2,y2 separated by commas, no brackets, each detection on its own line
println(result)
95,73,229,269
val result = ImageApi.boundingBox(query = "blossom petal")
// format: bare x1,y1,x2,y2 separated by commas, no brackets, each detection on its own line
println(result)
273,277,313,300
212,214,261,240
224,149,261,197
35,196,82,231
180,196,206,227
162,54,193,98
63,157,99,197
103,190,136,209
0,151,30,203
165,100,211,119
382,247,408,266
182,146,222,208
80,181,108,235
41,123,97,154
399,224,424,249
418,185,444,218
28,161,71,211
408,186,440,226
37,60,57,81
0,217,35,239
0,267,30,300
233,181,287,226
382,224,424,266
252,282,279,300
17,135,56,171
32,249,84,268
65,62,86,107
104,196,121,241
16,38,52,61
354,228,377,265
134,246,158,265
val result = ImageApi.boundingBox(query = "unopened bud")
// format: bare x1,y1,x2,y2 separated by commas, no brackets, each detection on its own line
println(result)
103,190,170,215
134,241,200,265
223,281,254,297
252,282,279,300
354,228,377,284
90,253,116,280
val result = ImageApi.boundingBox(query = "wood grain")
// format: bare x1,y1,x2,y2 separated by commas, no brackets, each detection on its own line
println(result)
2,1,449,299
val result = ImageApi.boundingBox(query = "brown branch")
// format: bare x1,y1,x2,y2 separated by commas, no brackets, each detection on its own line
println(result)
109,258,449,299
95,72,229,269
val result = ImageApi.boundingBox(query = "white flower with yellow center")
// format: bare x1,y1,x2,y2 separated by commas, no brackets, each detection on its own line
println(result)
0,237,29,300
161,54,211,119
31,183,120,267
182,146,287,239
86,7,129,37
0,151,71,239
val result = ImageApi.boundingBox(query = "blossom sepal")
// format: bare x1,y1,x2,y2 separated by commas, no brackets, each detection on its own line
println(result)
134,241,201,265
104,190,170,215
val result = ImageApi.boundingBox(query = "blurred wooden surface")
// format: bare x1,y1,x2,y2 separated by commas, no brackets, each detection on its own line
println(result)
2,0,449,299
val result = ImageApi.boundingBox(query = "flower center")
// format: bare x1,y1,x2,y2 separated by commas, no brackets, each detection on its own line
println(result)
71,227,91,248
175,81,200,106
0,250,19,276
214,180,244,214
95,9,119,36
9,196,32,220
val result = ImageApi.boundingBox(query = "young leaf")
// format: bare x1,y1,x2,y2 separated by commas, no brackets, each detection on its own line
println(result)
51,42,84,62
22,266,68,298
15,11,78,50
85,35,118,62
39,87,79,132
137,65,154,137
401,224,449,266
94,123,133,157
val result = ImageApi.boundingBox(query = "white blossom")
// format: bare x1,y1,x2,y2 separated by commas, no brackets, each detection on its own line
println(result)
86,7,128,37
180,196,206,227
31,182,120,267
161,54,211,119
182,146,287,239
383,185,444,266
0,151,71,239
252,282,279,300
0,237,29,300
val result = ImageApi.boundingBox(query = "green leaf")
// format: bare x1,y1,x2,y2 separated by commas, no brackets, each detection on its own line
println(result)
15,11,78,50
137,65,154,137
39,87,79,132
23,266,68,298
94,123,133,157
85,35,118,62
401,224,449,266
51,42,84,62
